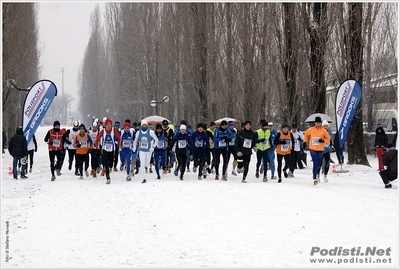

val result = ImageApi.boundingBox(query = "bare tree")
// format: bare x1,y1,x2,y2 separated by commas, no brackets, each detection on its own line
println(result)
2,3,40,140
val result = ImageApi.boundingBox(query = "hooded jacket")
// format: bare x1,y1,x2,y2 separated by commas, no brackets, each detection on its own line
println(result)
8,127,28,157
374,127,388,147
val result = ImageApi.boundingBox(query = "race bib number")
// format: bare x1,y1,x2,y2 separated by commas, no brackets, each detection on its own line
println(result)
140,137,148,149
158,141,165,148
178,140,187,149
195,141,203,148
260,141,267,147
243,138,252,148
53,139,60,147
281,144,289,152
311,137,320,146
229,138,235,146
80,140,87,147
219,140,226,147
123,140,132,148
104,142,113,151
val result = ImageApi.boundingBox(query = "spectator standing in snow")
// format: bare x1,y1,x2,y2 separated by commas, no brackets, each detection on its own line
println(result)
379,143,397,189
374,126,388,171
133,120,158,183
2,128,6,154
8,126,28,180
44,121,67,181
303,116,331,186
234,120,257,183
274,123,295,183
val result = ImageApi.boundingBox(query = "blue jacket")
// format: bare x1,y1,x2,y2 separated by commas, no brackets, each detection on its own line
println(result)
171,132,192,155
269,128,278,150
214,127,235,149
191,131,209,153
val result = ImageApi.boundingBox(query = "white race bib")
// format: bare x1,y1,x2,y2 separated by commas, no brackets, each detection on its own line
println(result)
104,142,113,151
311,137,320,146
219,140,226,147
158,141,165,148
53,139,60,147
140,137,148,149
178,140,187,149
281,144,289,152
123,140,132,148
229,138,235,146
195,141,203,148
80,140,87,147
243,138,252,148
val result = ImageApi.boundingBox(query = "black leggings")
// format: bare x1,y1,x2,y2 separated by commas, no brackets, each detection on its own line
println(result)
277,154,291,179
214,148,228,176
48,150,64,176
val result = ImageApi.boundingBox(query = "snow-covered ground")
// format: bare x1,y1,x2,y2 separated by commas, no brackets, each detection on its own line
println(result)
1,125,398,268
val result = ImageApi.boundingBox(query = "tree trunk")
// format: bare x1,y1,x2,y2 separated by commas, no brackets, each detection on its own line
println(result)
346,3,369,166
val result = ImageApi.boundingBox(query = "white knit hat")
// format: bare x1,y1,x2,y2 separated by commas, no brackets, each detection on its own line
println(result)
141,119,148,126
322,120,329,126
180,124,187,130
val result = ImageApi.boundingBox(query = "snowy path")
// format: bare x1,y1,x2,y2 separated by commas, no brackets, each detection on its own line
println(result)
1,126,398,267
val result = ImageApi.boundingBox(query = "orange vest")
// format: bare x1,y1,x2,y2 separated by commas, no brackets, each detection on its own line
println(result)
48,129,65,151
276,131,292,155
74,133,91,155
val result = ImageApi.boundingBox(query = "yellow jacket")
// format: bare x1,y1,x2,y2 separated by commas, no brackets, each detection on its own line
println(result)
255,128,271,151
304,126,330,151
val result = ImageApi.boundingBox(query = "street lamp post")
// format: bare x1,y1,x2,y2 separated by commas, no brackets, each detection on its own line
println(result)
150,96,169,115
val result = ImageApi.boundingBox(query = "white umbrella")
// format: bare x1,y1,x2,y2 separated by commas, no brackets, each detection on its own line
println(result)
304,113,333,123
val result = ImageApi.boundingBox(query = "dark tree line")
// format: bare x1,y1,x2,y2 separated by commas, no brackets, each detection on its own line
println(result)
2,3,397,165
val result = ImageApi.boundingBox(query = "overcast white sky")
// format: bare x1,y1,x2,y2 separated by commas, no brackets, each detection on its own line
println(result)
38,2,104,111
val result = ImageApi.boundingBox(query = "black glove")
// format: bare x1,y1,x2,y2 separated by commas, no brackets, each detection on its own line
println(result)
190,154,193,161
224,137,230,143
318,139,325,143
298,137,302,141
76,142,81,147
48,141,53,145
34,148,37,152
303,142,307,149
259,138,266,143
65,140,72,145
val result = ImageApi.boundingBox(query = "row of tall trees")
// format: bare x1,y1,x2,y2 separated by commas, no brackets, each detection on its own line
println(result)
2,3,40,142
78,2,397,164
